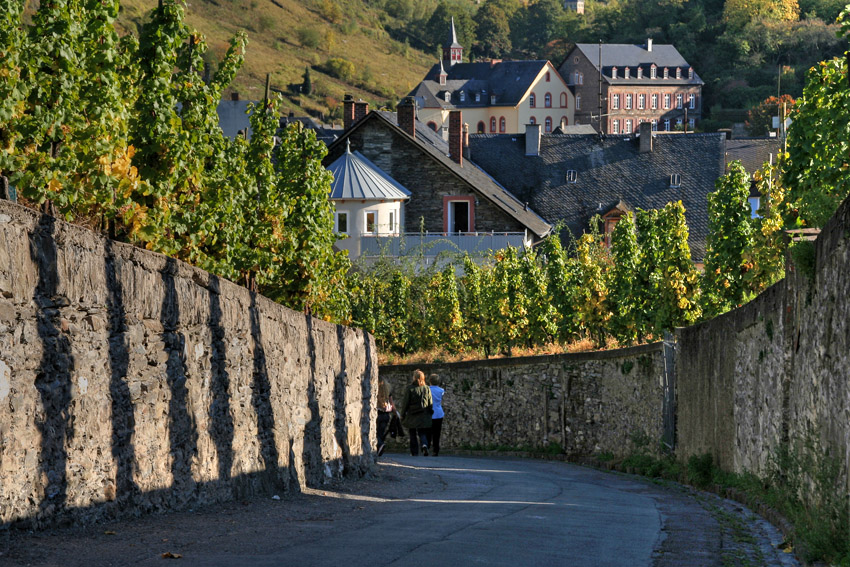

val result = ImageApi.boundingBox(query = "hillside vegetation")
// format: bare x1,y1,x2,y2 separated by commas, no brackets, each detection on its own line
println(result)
114,0,434,121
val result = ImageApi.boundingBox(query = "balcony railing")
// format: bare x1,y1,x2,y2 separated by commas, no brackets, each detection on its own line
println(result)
358,232,528,258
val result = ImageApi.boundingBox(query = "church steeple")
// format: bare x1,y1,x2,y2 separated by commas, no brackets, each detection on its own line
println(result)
442,17,463,66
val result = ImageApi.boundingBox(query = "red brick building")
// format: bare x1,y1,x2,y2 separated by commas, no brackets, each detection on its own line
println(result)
557,40,704,135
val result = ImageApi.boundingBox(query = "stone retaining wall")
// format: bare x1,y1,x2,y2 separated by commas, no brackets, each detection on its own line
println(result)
380,343,667,457
0,200,377,527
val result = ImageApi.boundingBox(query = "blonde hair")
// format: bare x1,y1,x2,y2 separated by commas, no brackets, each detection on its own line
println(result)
412,369,426,386
428,374,441,386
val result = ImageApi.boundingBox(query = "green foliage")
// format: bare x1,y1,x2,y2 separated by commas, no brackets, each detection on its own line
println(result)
745,158,788,293
302,66,313,95
324,57,356,81
296,26,322,49
702,161,756,317
746,94,795,136
539,230,578,342
686,453,715,488
521,248,558,347
789,239,817,281
425,265,465,352
573,229,610,346
783,41,850,228
472,1,512,58
608,213,641,344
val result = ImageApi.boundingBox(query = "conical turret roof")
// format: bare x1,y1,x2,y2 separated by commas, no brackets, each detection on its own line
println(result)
327,141,411,201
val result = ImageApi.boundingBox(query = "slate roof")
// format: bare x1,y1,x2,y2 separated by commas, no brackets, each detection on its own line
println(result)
725,138,782,175
326,142,411,201
467,132,727,260
411,60,550,109
325,112,553,238
571,43,703,86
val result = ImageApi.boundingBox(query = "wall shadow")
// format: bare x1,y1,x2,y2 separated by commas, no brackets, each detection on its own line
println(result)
160,258,198,501
207,276,234,486
249,291,281,491
302,313,321,488
361,331,374,460
29,214,74,518
333,325,351,474
104,240,138,506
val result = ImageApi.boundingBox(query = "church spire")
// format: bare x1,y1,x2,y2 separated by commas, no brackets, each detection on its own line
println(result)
442,17,463,66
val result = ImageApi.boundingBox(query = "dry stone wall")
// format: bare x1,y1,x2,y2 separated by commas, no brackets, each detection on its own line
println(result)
677,195,850,499
0,200,377,527
380,344,667,457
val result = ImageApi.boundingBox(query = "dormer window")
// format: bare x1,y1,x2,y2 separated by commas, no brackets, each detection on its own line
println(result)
663,67,669,79
459,91,465,102
650,65,657,79
637,67,643,79
491,94,497,105
475,92,480,102
566,170,578,183
439,74,446,86
669,173,681,188
676,67,681,79
612,66,618,79
624,67,630,79
688,67,694,79
444,91,451,102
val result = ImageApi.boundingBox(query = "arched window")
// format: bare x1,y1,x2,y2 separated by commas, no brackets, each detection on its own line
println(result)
490,117,497,133
560,93,567,108
544,93,552,108
545,71,551,82
544,117,552,132
427,121,438,132
499,117,506,132
477,121,485,134
529,116,536,125
560,117,568,130
529,93,536,108
576,94,581,110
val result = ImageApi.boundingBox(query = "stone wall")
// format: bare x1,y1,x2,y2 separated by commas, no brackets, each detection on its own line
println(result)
677,195,850,497
380,343,667,457
0,200,377,527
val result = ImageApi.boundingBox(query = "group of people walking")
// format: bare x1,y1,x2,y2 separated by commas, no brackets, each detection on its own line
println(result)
376,369,445,457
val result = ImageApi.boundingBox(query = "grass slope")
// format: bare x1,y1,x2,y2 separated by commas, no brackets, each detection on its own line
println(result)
116,0,433,120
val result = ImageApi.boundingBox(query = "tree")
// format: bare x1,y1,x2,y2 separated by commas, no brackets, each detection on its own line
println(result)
573,227,611,346
302,66,313,95
473,2,512,58
723,0,800,29
424,3,476,56
539,231,577,342
746,94,795,136
702,161,755,317
783,37,850,228
745,157,787,294
521,248,558,347
608,213,641,344
511,0,565,56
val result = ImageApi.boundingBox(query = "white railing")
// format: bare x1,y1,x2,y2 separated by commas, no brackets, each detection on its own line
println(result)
358,232,528,257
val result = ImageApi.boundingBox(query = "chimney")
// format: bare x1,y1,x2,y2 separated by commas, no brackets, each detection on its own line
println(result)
231,92,240,101
343,94,355,130
462,122,470,159
525,123,542,156
448,110,463,165
354,98,369,124
397,97,416,138
639,122,653,153
647,38,653,52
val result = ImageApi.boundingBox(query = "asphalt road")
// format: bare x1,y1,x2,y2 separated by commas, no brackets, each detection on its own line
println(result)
0,455,799,567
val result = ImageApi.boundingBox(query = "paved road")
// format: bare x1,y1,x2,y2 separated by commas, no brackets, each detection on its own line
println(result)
1,455,798,567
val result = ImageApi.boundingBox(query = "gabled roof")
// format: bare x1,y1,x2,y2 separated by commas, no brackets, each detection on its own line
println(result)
412,60,552,109
325,112,553,238
571,43,703,86
326,141,411,201
467,132,727,260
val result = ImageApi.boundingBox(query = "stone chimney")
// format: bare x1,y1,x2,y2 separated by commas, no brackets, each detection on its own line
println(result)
647,38,653,52
343,94,356,130
448,110,463,165
397,97,416,138
354,98,369,124
639,121,653,153
525,123,542,156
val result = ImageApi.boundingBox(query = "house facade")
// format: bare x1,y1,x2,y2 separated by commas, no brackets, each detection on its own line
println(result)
409,21,574,136
558,40,704,135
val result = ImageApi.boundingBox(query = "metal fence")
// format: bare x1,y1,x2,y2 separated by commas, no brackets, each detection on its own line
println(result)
359,232,527,258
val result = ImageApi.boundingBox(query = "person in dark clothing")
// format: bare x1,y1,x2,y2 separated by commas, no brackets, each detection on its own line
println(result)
400,369,433,456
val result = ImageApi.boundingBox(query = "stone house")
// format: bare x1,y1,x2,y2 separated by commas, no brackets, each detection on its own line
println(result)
467,123,727,263
558,40,703,135
408,20,574,136
324,97,552,260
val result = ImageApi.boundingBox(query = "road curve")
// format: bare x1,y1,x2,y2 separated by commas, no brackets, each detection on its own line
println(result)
1,455,798,567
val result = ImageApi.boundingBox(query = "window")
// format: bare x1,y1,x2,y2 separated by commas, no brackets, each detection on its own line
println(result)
689,94,696,110
388,211,396,233
669,174,681,188
624,67,630,79
529,93,536,107
529,116,536,125
663,67,669,79
612,66,618,79
477,121,485,133
459,91,465,102
490,117,496,132
612,119,620,134
444,197,474,233
625,119,633,133
574,71,583,85
625,93,633,109
637,66,643,79
427,121,438,132
651,94,658,109
664,93,671,109
676,93,683,109
688,67,694,80
676,117,683,129
651,119,658,131
560,116,568,130
689,118,695,130
638,93,646,109
444,91,451,102
566,170,578,183
545,71,551,82
663,118,670,131
365,210,378,234
545,117,552,132
560,93,568,108
439,74,446,86
576,94,581,110
602,211,622,247
334,211,349,235
651,65,657,79
475,92,481,102
574,56,580,63
748,197,761,218
491,94,497,105
499,117,506,132
544,93,552,108
611,94,620,110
